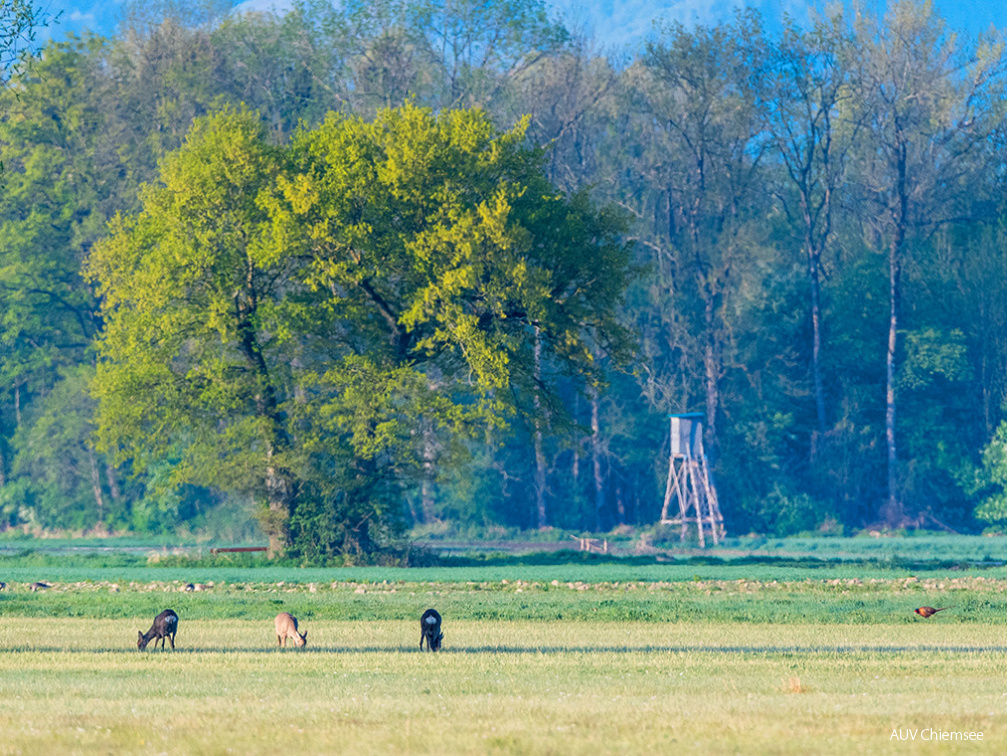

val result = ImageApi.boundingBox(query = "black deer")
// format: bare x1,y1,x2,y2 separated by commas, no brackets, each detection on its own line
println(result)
420,608,443,652
138,609,179,650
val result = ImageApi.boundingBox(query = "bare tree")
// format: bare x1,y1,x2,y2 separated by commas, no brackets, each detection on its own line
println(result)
763,13,858,457
848,1,1007,525
0,0,47,86
634,11,769,462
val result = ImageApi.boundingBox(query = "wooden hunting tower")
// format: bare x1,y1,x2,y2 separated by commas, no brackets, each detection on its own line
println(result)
660,413,725,546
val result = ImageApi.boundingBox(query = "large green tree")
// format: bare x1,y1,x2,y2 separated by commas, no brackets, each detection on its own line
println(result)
87,103,631,557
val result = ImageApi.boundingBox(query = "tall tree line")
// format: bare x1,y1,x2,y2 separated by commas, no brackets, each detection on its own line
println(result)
2,0,1007,546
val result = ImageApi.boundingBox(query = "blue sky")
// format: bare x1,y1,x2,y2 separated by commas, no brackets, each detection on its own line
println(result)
35,0,1007,51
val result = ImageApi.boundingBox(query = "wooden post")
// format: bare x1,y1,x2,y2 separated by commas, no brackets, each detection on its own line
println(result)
686,461,705,548
673,460,689,541
661,447,675,522
699,455,721,543
693,459,715,546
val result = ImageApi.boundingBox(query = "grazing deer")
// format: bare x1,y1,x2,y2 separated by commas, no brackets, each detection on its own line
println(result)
275,612,307,648
137,609,178,650
420,608,443,652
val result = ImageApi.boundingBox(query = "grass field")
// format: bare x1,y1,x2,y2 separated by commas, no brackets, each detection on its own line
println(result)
2,552,1007,754
1,619,1004,755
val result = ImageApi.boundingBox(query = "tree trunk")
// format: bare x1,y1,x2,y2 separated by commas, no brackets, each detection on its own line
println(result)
572,394,579,491
105,463,121,502
420,478,436,524
406,494,420,527
87,447,105,525
265,460,293,558
533,326,547,529
883,235,903,525
418,481,435,523
237,295,294,555
806,228,827,456
591,391,604,530
421,424,437,524
703,291,721,466
883,143,908,526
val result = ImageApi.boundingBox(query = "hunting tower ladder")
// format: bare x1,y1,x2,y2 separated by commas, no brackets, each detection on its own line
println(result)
660,413,724,546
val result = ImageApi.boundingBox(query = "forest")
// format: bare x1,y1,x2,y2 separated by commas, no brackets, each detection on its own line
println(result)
3,0,1007,554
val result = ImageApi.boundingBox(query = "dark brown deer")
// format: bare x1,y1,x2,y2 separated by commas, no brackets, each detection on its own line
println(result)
275,612,307,648
420,608,443,652
137,609,178,650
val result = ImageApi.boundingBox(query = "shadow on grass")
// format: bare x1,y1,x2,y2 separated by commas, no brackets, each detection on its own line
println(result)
5,644,1007,655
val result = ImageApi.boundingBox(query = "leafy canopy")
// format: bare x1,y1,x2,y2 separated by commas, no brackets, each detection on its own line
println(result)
87,102,631,556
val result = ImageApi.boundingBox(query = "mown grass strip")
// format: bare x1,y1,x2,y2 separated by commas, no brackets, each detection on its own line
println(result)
4,560,1007,585
1,575,1007,623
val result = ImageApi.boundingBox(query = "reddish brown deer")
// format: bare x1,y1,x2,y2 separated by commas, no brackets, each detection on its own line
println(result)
420,608,442,652
275,612,307,648
137,609,178,650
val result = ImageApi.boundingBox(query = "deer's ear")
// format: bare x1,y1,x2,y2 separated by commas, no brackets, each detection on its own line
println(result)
137,631,143,640
302,631,308,640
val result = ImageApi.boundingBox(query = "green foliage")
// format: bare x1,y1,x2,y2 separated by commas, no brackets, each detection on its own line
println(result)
899,328,973,390
87,102,632,557
759,486,832,537
0,37,139,533
972,422,1007,525
88,106,290,488
7,367,118,530
6,0,1007,546
283,104,630,388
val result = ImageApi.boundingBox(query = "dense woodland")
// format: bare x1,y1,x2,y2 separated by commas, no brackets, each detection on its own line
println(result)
4,0,1007,552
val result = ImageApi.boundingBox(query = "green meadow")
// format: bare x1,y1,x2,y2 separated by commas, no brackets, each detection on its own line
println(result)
2,571,1007,624
0,619,1003,755
1,553,1006,754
